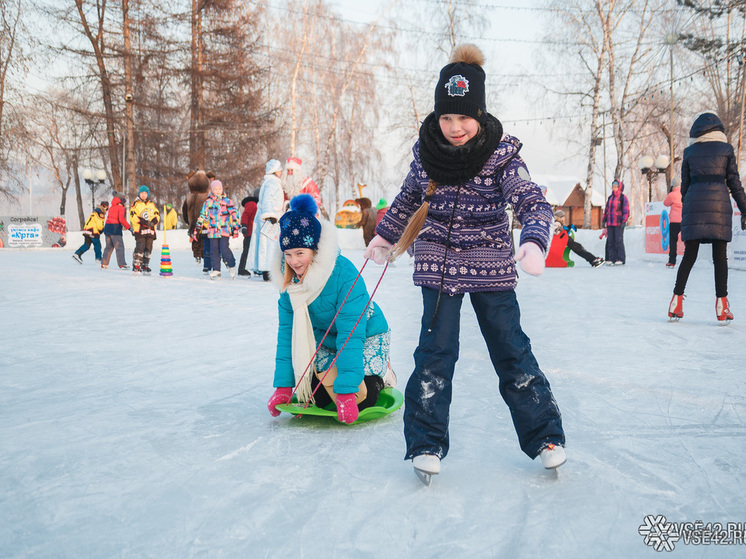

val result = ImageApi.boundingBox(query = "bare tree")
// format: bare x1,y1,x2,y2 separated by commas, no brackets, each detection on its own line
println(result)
72,0,124,193
122,0,136,201
23,92,98,227
544,0,667,226
269,0,395,213
0,0,25,199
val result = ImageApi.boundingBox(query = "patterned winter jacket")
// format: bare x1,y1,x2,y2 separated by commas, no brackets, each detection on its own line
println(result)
376,134,553,294
195,193,239,239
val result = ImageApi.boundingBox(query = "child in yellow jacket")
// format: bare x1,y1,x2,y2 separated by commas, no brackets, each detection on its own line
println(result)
72,206,106,264
130,185,160,274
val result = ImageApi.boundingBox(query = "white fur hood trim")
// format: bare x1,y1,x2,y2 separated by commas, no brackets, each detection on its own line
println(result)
269,220,339,294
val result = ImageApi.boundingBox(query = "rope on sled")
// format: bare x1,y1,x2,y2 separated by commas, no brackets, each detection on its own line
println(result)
289,258,369,405
294,259,390,416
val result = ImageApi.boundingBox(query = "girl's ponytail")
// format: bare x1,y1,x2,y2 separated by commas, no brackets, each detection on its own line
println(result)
391,180,438,260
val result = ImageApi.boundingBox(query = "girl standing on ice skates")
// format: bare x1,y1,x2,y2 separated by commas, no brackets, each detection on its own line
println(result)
266,195,395,424
365,44,565,482
668,112,746,322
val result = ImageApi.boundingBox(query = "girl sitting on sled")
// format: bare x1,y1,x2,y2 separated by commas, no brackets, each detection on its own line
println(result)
266,194,395,424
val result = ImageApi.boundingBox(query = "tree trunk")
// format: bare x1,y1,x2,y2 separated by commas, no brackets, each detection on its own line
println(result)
74,0,123,193
190,0,205,169
289,0,311,157
123,0,137,202
73,156,85,229
584,44,607,229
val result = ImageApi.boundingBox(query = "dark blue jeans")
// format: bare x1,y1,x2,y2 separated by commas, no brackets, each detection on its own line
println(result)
201,234,212,271
76,236,102,260
606,224,626,263
209,236,236,272
403,287,565,460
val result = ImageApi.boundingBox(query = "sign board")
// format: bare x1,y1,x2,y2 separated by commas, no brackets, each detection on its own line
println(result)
0,216,68,248
644,202,684,254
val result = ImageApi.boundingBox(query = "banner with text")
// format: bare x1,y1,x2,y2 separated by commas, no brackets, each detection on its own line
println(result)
0,216,68,248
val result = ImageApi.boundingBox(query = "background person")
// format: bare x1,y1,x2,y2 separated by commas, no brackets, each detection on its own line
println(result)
668,112,746,322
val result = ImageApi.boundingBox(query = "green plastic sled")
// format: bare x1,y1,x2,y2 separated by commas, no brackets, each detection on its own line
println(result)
275,387,404,424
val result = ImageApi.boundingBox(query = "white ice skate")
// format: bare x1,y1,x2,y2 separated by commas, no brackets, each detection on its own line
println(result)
413,454,440,486
539,443,566,470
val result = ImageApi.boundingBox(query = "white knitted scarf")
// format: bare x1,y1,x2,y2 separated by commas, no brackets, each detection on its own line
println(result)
286,280,325,403
689,130,728,146
270,220,339,404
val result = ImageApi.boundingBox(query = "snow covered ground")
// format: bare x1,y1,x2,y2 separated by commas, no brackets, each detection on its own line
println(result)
2,228,745,558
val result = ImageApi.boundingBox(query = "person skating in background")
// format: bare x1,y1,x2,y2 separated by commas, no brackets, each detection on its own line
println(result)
163,203,178,231
668,112,746,322
237,194,258,276
194,179,239,280
101,195,130,269
130,185,160,275
364,44,565,483
375,198,388,227
266,194,394,425
602,179,629,265
355,197,377,246
553,210,603,267
72,206,106,264
248,159,285,281
663,177,682,269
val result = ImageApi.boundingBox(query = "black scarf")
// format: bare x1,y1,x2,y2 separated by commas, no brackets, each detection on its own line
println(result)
418,112,503,185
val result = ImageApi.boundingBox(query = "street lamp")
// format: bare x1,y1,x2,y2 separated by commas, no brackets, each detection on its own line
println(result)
82,168,107,211
638,155,670,202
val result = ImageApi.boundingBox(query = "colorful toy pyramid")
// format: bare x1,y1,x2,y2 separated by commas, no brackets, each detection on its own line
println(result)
159,244,173,276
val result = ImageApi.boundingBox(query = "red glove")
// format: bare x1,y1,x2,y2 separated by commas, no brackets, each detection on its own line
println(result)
267,387,293,417
336,393,359,424
599,228,607,240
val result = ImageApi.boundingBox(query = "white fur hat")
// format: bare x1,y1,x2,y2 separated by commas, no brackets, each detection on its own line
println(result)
265,159,282,174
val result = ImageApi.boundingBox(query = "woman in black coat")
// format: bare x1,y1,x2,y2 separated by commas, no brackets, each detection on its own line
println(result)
668,113,746,322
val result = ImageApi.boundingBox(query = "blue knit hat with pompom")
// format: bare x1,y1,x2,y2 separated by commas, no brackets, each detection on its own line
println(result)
279,194,321,251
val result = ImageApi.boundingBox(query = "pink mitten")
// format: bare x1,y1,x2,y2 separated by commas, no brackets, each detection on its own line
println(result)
335,393,359,424
599,228,607,240
267,387,293,417
364,235,393,265
515,242,545,276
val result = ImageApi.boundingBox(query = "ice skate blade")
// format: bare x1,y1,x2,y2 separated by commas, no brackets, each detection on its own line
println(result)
668,316,681,322
414,468,434,486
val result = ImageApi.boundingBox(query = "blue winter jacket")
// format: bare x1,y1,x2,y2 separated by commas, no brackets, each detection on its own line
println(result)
272,236,388,395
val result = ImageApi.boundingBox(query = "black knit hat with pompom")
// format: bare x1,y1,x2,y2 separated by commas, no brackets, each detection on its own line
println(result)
434,44,487,122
